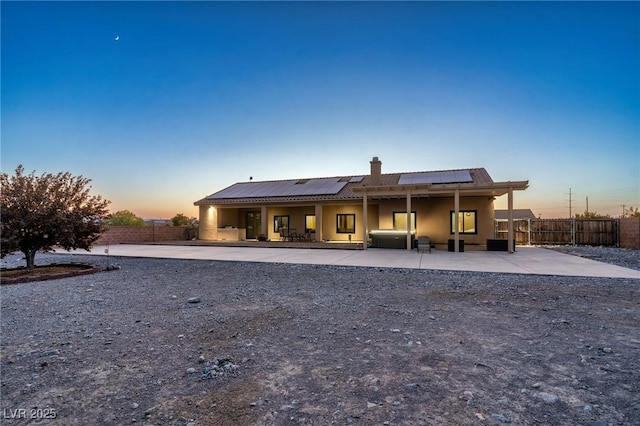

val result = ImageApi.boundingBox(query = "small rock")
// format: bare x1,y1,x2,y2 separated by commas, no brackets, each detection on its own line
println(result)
492,413,509,423
187,297,201,304
198,355,205,363
366,402,377,408
186,368,196,374
390,329,400,333
404,383,419,390
131,402,139,409
537,391,559,404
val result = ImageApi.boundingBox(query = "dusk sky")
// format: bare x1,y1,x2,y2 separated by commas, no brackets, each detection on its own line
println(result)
2,1,638,219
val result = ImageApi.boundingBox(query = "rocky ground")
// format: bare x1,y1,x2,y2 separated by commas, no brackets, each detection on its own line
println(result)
1,247,639,425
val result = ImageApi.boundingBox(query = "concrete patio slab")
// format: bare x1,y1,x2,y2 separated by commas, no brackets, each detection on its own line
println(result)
69,244,640,279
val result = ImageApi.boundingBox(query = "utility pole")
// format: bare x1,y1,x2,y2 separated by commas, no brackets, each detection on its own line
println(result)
586,196,589,216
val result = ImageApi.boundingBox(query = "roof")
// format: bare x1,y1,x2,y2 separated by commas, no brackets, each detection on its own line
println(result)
495,209,537,220
194,167,512,206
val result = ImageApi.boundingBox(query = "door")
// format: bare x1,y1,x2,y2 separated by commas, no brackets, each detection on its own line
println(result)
245,212,262,239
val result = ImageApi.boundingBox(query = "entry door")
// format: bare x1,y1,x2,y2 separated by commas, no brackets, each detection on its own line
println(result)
245,212,262,239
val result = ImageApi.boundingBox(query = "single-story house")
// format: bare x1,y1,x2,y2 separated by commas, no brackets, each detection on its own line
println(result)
194,157,528,252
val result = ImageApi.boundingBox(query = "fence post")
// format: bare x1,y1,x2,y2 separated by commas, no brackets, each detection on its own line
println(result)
527,218,531,246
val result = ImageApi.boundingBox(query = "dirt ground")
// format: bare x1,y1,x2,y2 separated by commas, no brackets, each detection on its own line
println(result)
1,252,639,425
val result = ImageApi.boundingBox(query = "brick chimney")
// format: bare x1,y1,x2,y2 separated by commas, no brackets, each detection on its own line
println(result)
370,156,381,186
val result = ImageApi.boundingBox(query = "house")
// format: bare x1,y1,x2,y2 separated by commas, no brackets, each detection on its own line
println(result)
194,157,528,252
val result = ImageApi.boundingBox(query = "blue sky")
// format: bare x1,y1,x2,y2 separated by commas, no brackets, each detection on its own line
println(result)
2,1,638,219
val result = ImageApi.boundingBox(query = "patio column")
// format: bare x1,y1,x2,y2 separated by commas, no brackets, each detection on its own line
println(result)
406,189,412,251
508,186,514,253
261,206,267,238
315,204,323,242
363,189,368,250
454,188,460,253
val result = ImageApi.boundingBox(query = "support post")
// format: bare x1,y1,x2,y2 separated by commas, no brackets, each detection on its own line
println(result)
261,206,267,239
406,189,412,250
315,204,323,242
454,188,460,252
508,186,514,253
363,189,368,250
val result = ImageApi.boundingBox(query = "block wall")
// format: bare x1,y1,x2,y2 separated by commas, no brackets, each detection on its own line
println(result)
620,217,640,249
95,226,188,245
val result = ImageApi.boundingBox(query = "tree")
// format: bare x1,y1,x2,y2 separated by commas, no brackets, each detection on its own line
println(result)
171,213,191,227
624,206,640,218
107,210,145,226
1,165,110,271
575,211,612,219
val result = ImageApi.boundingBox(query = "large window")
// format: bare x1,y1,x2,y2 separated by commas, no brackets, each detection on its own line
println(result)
305,214,316,233
336,214,356,234
274,215,289,232
450,210,477,234
393,211,416,231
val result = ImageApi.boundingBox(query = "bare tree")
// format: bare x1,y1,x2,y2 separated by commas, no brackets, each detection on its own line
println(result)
1,165,111,271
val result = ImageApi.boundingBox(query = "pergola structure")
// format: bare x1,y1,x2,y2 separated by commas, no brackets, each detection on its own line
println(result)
353,180,529,253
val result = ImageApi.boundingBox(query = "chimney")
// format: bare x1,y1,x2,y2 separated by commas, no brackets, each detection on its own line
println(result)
370,156,381,186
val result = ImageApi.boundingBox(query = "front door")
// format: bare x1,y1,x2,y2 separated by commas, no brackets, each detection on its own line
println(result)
245,212,262,239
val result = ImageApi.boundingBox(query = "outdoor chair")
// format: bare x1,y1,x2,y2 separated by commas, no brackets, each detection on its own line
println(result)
417,236,432,253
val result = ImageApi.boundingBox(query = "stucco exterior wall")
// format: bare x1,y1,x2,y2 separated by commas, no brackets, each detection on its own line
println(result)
374,197,494,245
198,205,218,240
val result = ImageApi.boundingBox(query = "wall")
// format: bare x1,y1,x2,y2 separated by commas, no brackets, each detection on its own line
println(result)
620,217,640,249
375,197,494,246
95,225,188,245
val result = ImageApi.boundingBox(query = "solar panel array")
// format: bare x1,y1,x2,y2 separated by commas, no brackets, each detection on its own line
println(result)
398,170,473,185
210,178,348,199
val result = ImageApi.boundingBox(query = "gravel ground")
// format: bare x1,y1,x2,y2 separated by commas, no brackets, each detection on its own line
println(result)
1,247,639,425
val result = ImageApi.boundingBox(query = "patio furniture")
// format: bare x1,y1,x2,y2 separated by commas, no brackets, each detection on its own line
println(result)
279,228,291,242
417,236,432,253
448,239,464,252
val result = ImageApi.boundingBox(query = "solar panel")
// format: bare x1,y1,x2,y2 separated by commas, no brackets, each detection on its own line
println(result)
349,176,364,183
210,178,348,199
398,170,473,185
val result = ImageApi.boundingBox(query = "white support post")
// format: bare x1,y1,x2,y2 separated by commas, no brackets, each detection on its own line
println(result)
454,188,460,252
406,189,412,251
261,206,267,239
315,204,323,242
508,186,514,253
363,190,368,250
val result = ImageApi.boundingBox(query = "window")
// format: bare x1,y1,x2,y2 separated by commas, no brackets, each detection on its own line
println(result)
336,214,355,234
305,214,316,233
393,211,416,231
450,210,477,234
274,215,289,232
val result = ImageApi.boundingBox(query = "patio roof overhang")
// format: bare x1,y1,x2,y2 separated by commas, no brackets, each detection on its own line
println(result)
351,180,529,198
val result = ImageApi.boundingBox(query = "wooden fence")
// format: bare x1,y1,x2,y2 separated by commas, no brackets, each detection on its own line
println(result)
494,219,619,246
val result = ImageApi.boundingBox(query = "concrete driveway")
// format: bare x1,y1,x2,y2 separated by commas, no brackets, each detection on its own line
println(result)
73,244,640,279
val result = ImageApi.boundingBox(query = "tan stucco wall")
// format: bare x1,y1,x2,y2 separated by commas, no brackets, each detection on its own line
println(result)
266,206,315,240
374,197,494,245
322,204,364,241
198,205,218,240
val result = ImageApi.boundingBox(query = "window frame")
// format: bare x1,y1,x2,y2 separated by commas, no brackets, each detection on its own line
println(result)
305,214,316,234
392,211,417,231
274,215,290,232
450,210,478,234
336,213,356,234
